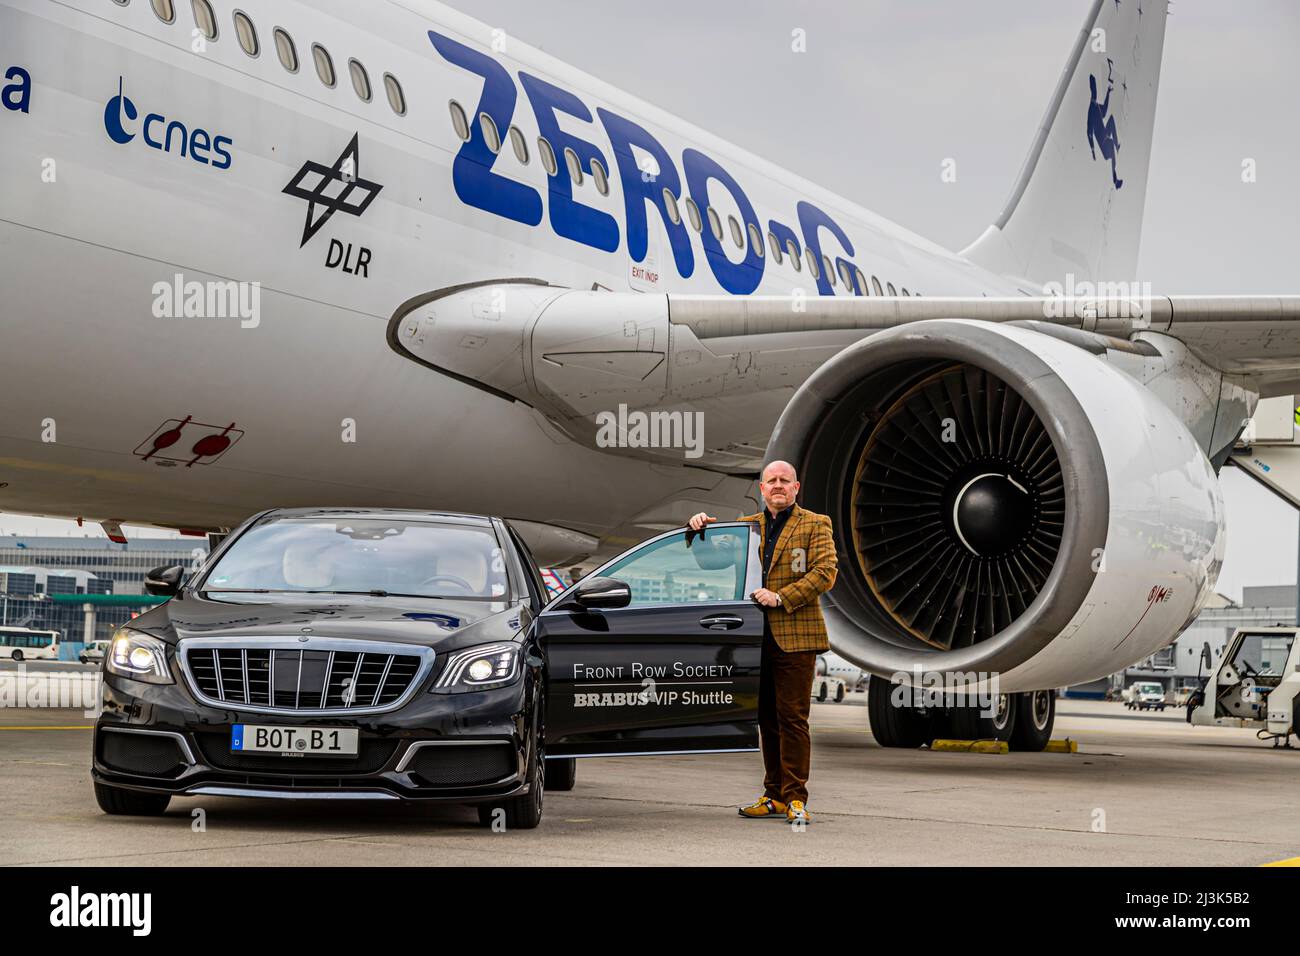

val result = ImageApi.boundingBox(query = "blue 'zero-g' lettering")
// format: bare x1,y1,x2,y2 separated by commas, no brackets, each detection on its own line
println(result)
519,72,619,253
597,107,693,278
682,148,763,295
427,30,543,227
797,200,855,296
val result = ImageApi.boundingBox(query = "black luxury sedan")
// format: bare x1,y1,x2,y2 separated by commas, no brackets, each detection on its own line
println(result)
93,508,767,828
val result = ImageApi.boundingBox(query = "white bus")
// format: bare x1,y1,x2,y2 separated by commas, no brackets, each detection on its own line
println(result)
0,626,62,662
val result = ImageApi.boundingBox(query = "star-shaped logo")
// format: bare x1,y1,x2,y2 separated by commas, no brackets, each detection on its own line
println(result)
282,133,383,248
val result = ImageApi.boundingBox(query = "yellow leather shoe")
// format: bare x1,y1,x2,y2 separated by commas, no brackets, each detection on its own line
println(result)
787,800,811,825
738,795,787,818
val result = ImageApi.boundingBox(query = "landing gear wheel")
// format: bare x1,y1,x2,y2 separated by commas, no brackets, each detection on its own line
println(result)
834,684,845,703
950,692,1017,742
817,683,828,703
544,756,576,792
1009,690,1055,751
94,782,171,816
867,674,932,748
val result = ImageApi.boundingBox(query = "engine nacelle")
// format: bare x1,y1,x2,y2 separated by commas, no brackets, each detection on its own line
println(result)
768,320,1225,692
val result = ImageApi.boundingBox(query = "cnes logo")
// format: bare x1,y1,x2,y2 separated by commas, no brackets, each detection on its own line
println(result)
103,76,233,170
49,885,151,937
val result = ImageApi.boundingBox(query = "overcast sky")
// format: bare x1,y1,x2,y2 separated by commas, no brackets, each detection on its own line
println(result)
4,0,1296,600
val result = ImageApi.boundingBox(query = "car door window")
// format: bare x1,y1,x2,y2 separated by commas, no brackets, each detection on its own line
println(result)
601,528,749,606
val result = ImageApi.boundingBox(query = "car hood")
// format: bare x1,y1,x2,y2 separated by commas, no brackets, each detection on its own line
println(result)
130,590,529,654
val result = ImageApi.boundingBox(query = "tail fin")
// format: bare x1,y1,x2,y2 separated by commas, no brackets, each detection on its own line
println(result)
962,0,1168,286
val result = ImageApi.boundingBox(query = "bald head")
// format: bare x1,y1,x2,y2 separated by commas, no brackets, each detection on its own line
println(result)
759,460,799,514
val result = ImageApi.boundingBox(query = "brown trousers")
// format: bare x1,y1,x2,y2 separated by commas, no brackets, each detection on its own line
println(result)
758,633,818,805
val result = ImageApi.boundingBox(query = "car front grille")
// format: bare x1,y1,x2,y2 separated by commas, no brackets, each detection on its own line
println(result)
181,639,432,715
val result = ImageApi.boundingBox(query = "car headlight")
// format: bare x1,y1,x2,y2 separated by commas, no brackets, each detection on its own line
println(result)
432,643,521,693
105,628,173,684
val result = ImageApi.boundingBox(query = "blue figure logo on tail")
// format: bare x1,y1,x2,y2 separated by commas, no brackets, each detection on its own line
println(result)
1086,62,1123,189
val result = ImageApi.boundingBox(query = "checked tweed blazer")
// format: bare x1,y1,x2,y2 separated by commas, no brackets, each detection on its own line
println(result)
740,504,838,653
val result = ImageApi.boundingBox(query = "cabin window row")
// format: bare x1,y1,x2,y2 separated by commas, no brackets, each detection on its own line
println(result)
122,0,407,116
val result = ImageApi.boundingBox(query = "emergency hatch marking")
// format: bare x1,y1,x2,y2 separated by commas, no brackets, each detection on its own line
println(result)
134,417,244,466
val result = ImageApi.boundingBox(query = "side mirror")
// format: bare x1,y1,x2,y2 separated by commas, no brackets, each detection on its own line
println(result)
565,576,631,611
144,564,185,597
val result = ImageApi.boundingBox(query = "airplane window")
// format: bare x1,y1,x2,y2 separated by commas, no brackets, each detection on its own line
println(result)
191,0,216,40
887,281,897,296
538,137,558,176
662,188,681,224
768,231,782,264
823,255,836,285
274,28,298,73
232,11,258,56
805,248,819,279
749,223,764,257
479,112,501,153
728,215,743,249
591,158,609,195
312,44,335,87
508,126,529,164
383,73,406,115
349,59,372,103
564,147,583,185
872,275,883,295
855,267,868,295
448,100,470,141
786,239,801,270
838,260,853,289
150,0,176,24
684,198,702,233
706,207,722,242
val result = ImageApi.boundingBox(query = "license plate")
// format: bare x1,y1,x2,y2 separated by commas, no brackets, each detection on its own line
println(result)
231,724,359,757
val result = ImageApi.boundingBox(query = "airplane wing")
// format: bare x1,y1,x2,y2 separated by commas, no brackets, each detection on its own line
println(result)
664,293,1300,395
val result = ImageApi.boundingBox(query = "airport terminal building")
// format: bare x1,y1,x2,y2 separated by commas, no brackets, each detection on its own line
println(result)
0,536,199,650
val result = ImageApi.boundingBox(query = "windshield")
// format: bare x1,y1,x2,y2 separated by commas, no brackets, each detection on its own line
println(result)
202,517,510,600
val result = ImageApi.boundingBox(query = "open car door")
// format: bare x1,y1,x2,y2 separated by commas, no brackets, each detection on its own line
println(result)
537,522,764,757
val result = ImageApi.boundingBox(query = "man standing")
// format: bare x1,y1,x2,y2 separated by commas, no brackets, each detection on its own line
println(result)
688,460,837,826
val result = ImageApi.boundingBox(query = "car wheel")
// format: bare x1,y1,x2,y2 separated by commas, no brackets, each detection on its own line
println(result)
94,782,171,816
11,650,22,662
79,656,88,664
544,756,576,792
1009,690,1055,751
477,700,544,830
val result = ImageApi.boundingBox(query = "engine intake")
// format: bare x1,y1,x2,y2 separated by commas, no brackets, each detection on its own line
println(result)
770,320,1112,683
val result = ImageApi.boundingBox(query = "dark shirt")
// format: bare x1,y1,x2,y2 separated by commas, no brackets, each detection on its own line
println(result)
761,505,795,580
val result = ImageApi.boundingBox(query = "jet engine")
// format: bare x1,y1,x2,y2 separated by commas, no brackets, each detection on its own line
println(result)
766,320,1225,694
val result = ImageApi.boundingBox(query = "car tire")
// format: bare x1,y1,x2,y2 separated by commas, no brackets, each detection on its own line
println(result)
11,650,22,662
950,692,1017,742
544,756,576,792
1008,690,1055,751
477,699,544,831
867,674,931,748
79,656,88,664
94,782,171,816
